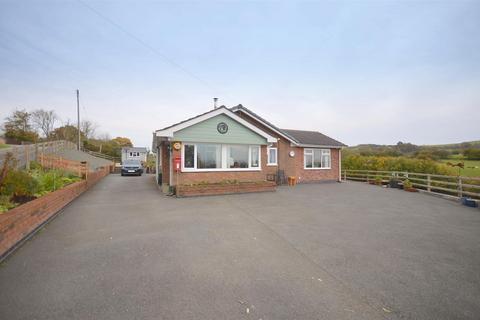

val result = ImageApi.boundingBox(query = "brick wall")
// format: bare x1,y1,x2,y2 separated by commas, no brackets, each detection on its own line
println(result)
177,181,276,197
161,144,170,184
295,148,340,183
234,111,340,183
0,166,110,259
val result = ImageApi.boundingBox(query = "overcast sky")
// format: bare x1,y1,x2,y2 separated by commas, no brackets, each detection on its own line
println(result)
1,0,479,148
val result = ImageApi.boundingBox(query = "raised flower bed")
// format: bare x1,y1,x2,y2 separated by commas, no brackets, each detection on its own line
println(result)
0,166,110,260
176,180,276,197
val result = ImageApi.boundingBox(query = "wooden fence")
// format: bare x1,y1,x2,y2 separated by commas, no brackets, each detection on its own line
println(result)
343,170,480,200
38,154,89,178
0,140,77,169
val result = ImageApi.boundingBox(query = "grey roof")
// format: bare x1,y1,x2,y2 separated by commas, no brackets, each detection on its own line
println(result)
153,104,345,148
281,129,346,147
230,105,299,143
231,105,345,148
122,147,147,152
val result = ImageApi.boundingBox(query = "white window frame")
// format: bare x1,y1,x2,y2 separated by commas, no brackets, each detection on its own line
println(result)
267,147,277,166
304,148,331,170
181,143,262,172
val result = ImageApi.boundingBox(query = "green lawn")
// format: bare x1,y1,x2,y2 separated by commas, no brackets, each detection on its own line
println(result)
0,144,10,149
439,159,480,177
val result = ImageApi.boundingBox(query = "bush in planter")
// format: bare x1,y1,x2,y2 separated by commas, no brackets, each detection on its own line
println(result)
0,195,16,213
0,169,39,203
31,169,81,194
403,179,412,188
403,179,417,192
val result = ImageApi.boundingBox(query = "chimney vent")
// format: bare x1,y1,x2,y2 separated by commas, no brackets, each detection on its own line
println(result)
213,97,218,109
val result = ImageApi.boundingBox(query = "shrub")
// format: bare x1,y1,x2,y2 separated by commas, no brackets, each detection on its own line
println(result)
0,165,81,212
403,179,413,189
0,195,16,213
0,170,39,198
31,169,80,194
29,161,43,170
342,155,454,175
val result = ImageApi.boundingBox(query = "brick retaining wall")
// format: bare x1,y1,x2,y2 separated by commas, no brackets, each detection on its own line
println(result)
177,181,276,197
0,167,110,260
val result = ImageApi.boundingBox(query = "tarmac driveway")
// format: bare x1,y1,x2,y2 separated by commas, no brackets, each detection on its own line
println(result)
0,175,479,320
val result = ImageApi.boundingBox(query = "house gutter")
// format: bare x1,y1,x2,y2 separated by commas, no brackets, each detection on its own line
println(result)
291,143,344,149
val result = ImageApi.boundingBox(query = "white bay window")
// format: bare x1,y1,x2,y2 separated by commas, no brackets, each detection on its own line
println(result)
304,149,331,169
182,143,261,171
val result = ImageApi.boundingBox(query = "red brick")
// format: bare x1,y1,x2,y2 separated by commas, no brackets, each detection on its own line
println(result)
0,167,109,258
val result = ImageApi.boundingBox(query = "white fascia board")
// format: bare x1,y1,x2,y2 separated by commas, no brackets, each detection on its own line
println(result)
291,143,344,149
156,107,277,143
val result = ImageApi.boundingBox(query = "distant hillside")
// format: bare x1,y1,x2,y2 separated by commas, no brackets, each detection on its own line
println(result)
423,141,480,149
345,140,480,160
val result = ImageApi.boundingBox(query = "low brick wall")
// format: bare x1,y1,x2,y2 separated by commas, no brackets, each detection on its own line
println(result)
0,167,110,260
177,181,276,197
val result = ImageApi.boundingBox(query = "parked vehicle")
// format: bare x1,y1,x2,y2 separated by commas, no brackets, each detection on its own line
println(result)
121,160,143,176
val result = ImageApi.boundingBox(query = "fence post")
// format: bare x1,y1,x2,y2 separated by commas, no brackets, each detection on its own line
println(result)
25,145,30,170
458,177,463,198
427,174,431,192
34,143,38,163
343,170,347,181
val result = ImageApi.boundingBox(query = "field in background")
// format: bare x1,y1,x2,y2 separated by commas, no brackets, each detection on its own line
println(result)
439,159,480,177
344,140,480,178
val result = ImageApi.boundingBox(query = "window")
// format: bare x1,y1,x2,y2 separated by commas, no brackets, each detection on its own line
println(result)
250,146,260,167
304,149,331,169
227,145,249,168
197,144,221,169
182,143,261,171
184,144,195,168
267,147,277,166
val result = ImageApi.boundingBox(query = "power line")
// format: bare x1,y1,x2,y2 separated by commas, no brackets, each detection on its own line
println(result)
77,0,218,93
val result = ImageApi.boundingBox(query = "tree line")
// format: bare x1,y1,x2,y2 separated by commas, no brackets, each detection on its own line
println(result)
1,108,133,158
346,141,480,160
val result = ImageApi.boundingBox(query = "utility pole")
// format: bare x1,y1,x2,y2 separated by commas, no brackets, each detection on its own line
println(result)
76,89,80,150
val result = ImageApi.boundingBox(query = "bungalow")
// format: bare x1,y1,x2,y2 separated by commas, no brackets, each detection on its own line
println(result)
152,105,345,196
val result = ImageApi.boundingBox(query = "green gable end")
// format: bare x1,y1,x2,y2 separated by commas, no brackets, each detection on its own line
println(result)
173,114,267,145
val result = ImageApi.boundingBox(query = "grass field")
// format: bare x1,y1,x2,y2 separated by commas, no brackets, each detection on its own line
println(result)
0,144,10,149
439,159,480,177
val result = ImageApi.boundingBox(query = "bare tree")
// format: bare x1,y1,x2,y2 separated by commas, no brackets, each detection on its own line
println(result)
98,132,111,141
80,120,98,139
32,109,58,139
